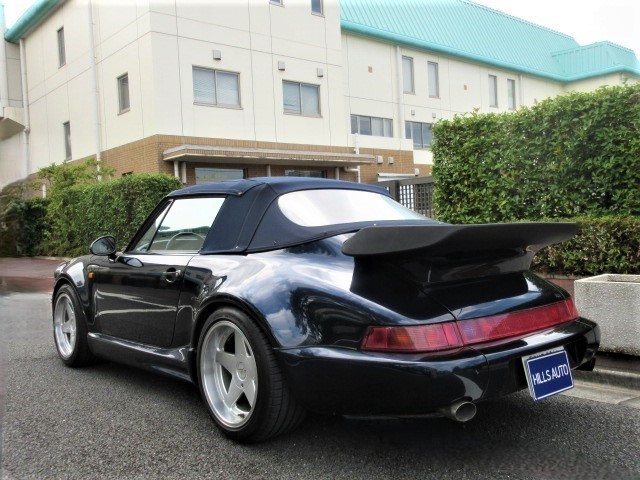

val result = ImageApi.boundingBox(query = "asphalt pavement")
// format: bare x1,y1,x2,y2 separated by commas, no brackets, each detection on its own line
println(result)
1,259,639,479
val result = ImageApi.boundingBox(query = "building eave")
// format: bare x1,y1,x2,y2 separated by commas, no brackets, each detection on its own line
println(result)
162,145,375,167
4,0,65,44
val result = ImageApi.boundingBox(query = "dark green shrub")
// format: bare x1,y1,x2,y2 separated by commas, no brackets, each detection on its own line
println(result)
0,196,49,257
42,173,182,257
533,217,640,276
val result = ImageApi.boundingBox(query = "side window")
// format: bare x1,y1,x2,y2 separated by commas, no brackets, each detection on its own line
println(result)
131,197,225,253
132,202,171,252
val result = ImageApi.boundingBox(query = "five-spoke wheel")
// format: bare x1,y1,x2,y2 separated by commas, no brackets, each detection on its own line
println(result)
53,285,95,367
198,308,305,442
200,320,258,428
54,291,77,359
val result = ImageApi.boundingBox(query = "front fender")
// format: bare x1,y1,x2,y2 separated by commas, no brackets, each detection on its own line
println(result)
52,257,94,322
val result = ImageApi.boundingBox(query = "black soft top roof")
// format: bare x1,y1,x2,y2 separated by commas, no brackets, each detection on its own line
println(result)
162,177,435,254
167,177,388,198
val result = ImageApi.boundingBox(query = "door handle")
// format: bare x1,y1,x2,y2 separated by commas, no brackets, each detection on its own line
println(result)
163,268,182,283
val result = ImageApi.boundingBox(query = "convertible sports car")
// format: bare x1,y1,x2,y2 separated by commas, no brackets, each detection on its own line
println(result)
52,177,600,442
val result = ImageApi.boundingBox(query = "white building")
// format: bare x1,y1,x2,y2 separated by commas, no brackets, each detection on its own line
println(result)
1,0,639,190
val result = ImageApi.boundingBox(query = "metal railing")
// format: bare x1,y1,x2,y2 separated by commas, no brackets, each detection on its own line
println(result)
375,176,435,218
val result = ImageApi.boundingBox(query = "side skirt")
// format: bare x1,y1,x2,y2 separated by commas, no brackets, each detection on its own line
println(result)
88,333,195,384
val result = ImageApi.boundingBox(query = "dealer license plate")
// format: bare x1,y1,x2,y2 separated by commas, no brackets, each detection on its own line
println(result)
522,348,573,400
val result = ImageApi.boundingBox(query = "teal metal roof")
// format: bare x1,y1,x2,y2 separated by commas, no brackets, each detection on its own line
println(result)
4,0,64,43
552,42,640,79
340,0,640,82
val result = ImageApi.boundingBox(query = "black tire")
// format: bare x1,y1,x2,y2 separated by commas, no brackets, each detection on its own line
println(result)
52,284,96,367
197,307,306,442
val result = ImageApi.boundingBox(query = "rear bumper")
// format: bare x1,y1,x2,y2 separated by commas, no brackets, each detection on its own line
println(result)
275,318,600,415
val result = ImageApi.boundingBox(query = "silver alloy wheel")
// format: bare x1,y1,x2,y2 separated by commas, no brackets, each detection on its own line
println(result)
200,320,258,428
54,292,77,359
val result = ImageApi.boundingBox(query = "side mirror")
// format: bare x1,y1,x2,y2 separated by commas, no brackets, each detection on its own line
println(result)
90,235,117,256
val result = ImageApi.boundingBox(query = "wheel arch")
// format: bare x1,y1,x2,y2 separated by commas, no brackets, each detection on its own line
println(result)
188,294,280,384
52,276,89,317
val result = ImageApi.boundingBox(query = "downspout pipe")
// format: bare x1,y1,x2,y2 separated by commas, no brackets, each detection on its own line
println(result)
518,74,524,108
343,166,361,183
87,0,102,165
19,38,30,179
0,3,9,109
396,45,405,140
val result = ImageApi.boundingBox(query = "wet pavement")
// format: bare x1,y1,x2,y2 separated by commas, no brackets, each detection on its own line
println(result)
0,258,64,295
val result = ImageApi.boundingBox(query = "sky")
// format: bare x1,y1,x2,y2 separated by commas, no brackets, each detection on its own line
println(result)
2,0,640,58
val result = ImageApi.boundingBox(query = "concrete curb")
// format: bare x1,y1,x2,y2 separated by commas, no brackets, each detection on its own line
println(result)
574,354,640,391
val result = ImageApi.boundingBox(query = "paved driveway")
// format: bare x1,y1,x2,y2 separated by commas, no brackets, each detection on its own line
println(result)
1,259,639,479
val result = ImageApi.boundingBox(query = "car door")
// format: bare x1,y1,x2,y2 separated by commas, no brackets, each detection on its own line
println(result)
91,196,225,347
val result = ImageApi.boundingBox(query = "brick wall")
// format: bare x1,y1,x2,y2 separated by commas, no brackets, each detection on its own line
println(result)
100,134,419,185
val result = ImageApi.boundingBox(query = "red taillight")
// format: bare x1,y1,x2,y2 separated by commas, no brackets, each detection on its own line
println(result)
457,298,578,345
361,298,579,353
361,323,463,352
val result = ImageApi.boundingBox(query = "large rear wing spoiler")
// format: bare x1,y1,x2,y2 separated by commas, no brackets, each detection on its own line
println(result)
342,223,577,258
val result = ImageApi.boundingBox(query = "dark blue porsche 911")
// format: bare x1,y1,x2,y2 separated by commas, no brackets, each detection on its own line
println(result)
52,177,600,442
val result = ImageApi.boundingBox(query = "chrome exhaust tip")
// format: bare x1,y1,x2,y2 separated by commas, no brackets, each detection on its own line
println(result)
438,400,477,423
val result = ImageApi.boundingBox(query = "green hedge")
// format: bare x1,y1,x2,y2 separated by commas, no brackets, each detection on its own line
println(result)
432,84,640,223
42,174,182,257
0,196,49,257
532,217,640,276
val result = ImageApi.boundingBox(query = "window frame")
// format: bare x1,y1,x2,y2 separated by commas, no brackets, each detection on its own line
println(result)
129,196,226,254
428,61,439,98
405,121,433,150
402,56,414,94
117,73,130,114
192,66,241,108
507,78,516,110
489,74,498,108
311,0,323,15
350,114,393,138
195,167,245,184
57,27,66,68
284,169,327,178
63,121,71,160
282,80,321,116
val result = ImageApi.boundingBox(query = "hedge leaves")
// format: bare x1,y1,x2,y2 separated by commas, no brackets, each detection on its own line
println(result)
432,84,640,222
432,84,640,275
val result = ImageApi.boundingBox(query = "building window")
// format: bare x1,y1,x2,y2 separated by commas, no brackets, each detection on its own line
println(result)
193,67,240,107
285,169,326,178
270,0,283,4
350,115,393,137
283,81,320,116
507,79,516,110
428,61,439,98
489,74,498,107
311,0,323,14
63,122,72,160
57,27,66,67
402,56,414,93
195,168,245,184
405,121,432,149
117,73,130,113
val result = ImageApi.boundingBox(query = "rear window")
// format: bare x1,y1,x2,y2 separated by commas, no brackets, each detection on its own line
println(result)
278,189,425,227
